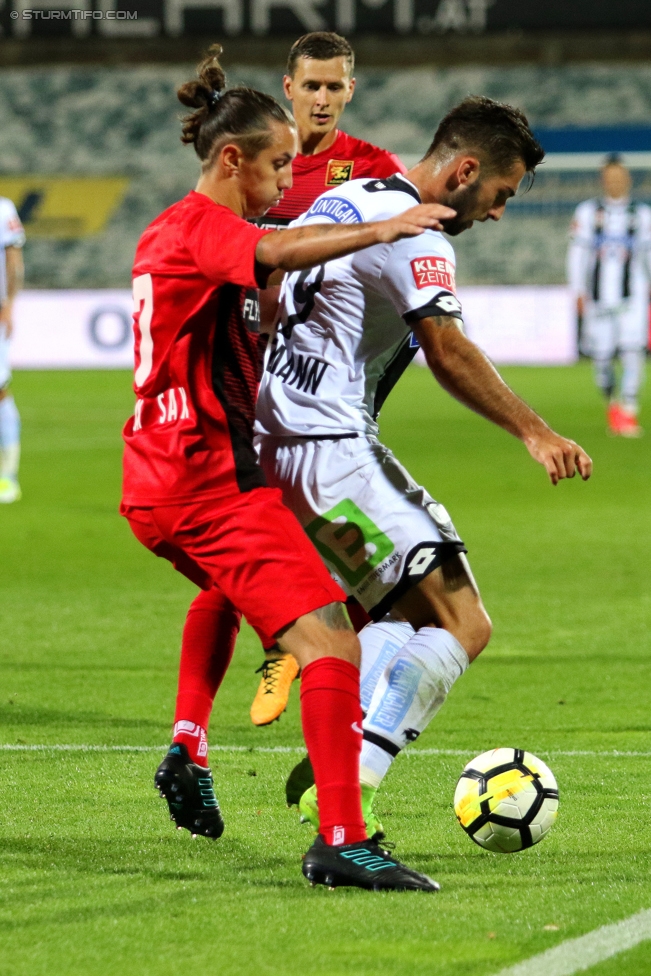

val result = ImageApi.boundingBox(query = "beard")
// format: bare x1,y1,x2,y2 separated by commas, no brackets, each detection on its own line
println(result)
439,180,482,236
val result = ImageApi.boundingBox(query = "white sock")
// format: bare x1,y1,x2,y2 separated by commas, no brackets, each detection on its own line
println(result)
620,349,645,412
359,616,414,712
0,395,20,480
360,626,469,788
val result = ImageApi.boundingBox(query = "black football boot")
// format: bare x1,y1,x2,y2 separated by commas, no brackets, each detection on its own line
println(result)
302,835,440,892
154,743,224,839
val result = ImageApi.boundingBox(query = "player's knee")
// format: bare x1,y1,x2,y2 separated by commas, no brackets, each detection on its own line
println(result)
276,604,361,669
464,607,492,662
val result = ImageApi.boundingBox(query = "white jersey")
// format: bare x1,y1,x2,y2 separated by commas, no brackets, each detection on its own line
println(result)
0,197,25,307
567,197,651,310
255,174,462,438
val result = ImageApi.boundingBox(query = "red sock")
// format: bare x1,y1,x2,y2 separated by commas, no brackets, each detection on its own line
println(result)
300,657,366,847
173,586,241,766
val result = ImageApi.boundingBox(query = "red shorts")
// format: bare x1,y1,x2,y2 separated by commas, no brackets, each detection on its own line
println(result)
121,487,345,639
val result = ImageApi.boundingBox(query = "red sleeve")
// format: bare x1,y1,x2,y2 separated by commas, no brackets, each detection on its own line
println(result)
373,151,408,177
184,201,273,286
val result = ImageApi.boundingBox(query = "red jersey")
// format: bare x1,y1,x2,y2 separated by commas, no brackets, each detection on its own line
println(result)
261,130,406,227
121,191,273,507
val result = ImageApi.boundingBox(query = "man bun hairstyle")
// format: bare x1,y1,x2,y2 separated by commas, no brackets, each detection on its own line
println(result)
178,44,295,166
425,95,545,178
286,31,354,77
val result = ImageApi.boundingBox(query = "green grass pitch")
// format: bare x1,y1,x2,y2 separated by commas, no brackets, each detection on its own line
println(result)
1,362,650,976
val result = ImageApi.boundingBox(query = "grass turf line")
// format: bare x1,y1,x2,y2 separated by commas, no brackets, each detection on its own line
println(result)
0,364,649,976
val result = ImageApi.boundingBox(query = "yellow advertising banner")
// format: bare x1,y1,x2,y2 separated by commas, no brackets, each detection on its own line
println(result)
0,176,129,238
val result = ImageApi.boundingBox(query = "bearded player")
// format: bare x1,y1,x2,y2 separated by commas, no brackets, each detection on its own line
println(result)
255,96,593,838
251,30,406,726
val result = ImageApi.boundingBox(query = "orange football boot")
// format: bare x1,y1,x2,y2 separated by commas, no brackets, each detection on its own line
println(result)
250,653,300,726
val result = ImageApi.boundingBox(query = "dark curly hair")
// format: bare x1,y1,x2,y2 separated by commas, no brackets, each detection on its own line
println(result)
178,44,295,167
425,96,544,177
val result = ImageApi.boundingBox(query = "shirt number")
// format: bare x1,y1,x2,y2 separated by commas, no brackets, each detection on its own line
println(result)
282,265,325,338
133,273,153,388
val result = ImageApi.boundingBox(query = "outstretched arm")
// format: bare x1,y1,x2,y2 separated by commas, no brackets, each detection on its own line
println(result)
414,315,592,485
255,204,455,273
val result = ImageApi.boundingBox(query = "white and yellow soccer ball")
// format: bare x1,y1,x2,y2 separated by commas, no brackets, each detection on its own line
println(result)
454,748,559,853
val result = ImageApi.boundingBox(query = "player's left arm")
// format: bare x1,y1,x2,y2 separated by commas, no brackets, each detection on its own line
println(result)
0,246,25,339
414,315,593,485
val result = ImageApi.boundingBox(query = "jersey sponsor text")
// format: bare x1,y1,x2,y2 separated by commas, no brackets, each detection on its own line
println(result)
411,257,456,291
305,196,363,224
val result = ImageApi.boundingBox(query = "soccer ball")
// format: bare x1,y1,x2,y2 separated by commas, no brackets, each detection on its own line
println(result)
453,748,559,853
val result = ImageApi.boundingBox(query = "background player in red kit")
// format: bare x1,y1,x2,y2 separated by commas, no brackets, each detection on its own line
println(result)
120,45,453,891
261,31,405,231
251,31,404,725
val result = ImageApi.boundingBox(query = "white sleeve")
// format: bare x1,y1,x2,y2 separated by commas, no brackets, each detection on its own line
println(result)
0,199,25,249
378,231,462,322
567,202,593,298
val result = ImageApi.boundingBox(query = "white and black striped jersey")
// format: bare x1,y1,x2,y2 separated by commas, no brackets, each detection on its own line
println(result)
567,196,651,309
255,174,462,438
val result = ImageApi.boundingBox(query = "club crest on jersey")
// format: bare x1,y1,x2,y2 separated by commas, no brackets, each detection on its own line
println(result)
411,256,456,291
326,159,354,186
305,196,362,224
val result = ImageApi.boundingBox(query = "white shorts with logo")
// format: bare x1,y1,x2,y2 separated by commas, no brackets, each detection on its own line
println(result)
256,433,466,621
584,300,649,358
0,335,11,390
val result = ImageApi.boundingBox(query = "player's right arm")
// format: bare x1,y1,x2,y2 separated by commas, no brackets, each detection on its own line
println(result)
414,315,593,486
255,204,455,272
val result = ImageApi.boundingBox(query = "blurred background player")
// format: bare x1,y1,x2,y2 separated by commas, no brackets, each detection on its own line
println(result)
250,30,406,727
567,154,651,437
0,197,25,504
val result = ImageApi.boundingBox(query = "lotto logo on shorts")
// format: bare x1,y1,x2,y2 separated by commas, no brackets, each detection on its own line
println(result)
407,547,437,575
306,499,394,588
411,257,455,291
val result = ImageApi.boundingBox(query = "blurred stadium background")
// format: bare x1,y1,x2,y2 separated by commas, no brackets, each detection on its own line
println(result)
2,1,651,366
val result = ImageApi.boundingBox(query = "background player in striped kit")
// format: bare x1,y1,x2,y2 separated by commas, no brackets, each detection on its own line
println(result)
0,197,25,504
250,31,406,726
567,155,651,437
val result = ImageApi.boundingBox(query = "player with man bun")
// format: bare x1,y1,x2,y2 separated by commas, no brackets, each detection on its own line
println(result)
255,96,593,838
251,30,405,727
121,44,453,890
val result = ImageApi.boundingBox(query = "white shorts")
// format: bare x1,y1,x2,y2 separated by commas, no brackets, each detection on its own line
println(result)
584,301,649,358
257,434,466,620
0,335,10,390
